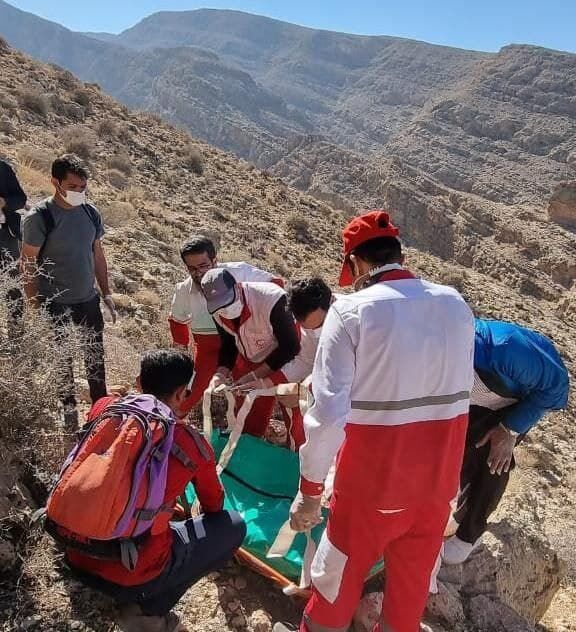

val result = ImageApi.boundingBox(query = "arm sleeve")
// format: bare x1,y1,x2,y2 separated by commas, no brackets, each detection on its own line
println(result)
265,296,301,371
93,207,105,240
299,306,356,495
169,318,190,346
21,211,47,248
496,333,570,434
216,322,239,370
182,432,225,513
0,162,27,212
276,328,316,383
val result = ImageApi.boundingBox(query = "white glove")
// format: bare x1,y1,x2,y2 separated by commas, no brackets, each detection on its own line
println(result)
103,294,117,324
208,368,231,391
289,491,323,532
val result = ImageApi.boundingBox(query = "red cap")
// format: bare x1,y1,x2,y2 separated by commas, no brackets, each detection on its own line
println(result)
339,210,400,287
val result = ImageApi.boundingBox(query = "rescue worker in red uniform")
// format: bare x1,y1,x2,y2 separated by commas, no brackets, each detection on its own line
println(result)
168,235,281,414
201,268,300,437
274,211,475,632
240,277,342,450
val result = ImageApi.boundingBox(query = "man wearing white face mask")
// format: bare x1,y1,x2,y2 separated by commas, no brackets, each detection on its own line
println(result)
201,268,300,437
239,277,342,449
21,154,115,429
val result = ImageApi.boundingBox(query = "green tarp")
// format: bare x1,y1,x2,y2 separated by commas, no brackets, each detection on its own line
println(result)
185,430,327,581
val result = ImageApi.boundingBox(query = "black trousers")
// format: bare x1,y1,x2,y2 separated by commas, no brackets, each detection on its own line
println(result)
69,511,246,617
47,295,107,408
454,406,517,544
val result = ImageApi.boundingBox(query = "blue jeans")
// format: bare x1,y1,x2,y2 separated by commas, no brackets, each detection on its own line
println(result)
70,510,246,616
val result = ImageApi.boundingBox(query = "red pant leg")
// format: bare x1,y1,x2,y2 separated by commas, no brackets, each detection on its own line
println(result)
180,333,221,414
303,493,409,631
377,502,451,632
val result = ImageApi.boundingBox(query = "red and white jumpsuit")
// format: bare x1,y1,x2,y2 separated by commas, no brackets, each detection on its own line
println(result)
215,282,300,437
299,270,475,632
168,262,280,413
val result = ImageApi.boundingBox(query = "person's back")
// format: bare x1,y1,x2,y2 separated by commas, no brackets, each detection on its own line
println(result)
327,277,474,507
474,319,569,427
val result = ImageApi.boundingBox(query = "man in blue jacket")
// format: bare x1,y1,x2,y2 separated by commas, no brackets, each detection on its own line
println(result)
443,318,570,564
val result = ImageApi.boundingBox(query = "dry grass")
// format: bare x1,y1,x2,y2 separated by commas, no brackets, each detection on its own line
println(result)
101,200,137,228
17,89,50,117
286,212,312,243
70,88,91,107
105,168,129,190
16,162,51,198
60,125,96,161
97,118,118,138
107,151,132,175
182,145,205,175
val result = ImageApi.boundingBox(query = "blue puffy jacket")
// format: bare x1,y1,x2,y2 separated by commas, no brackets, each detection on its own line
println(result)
474,319,569,434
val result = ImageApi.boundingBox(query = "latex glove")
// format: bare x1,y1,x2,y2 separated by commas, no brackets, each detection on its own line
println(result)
103,294,118,324
289,491,323,532
208,367,232,391
476,423,517,475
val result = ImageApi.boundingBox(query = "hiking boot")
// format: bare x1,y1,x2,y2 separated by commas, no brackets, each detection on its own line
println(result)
118,605,185,632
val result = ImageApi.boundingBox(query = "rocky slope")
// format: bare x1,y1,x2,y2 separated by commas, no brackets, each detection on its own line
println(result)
0,31,575,632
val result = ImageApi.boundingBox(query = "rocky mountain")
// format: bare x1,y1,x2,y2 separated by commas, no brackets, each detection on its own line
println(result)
2,3,575,212
0,31,575,632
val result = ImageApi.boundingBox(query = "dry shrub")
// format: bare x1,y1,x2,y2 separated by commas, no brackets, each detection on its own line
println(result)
0,93,18,110
60,125,96,161
97,119,118,138
0,263,97,449
286,212,312,243
182,146,204,175
107,152,132,175
106,168,129,190
17,162,51,198
148,221,171,243
134,289,161,307
101,201,137,228
18,145,55,172
0,118,16,136
71,88,91,107
18,89,50,117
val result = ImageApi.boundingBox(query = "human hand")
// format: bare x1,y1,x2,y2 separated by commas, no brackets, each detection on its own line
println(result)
208,367,232,391
103,294,117,324
476,423,517,475
0,196,6,210
231,372,273,392
289,491,323,532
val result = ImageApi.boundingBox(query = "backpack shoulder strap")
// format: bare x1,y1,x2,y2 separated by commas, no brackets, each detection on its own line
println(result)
171,424,211,470
39,205,55,236
82,204,101,235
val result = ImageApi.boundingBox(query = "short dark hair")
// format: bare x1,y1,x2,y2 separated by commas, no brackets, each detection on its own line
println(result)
180,235,217,261
288,277,332,321
140,349,194,400
351,236,402,266
51,154,89,181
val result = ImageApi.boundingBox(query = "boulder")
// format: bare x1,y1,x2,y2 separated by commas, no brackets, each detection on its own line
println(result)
548,181,576,228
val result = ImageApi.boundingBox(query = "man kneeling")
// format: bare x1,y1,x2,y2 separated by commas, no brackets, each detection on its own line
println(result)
47,350,246,632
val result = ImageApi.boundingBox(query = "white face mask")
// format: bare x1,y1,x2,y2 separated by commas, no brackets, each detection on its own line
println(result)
218,299,243,320
63,190,86,206
303,326,323,340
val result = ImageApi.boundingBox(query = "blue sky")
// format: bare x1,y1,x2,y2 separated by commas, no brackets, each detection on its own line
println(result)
7,0,576,53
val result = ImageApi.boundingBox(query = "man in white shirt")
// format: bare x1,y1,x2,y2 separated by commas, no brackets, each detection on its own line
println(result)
273,210,475,632
168,235,281,413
